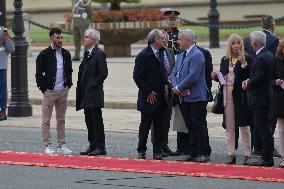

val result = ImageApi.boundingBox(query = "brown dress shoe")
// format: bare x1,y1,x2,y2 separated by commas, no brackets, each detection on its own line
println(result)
225,155,236,164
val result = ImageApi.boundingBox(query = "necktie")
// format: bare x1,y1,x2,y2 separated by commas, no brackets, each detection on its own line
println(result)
182,51,187,64
159,49,170,73
83,51,89,60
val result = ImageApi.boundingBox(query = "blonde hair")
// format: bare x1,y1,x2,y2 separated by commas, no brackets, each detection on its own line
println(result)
276,40,284,60
225,34,245,59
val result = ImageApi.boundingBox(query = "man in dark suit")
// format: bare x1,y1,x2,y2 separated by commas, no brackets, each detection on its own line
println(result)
158,30,177,156
171,29,210,162
242,31,274,166
133,29,170,160
261,15,280,157
77,28,108,156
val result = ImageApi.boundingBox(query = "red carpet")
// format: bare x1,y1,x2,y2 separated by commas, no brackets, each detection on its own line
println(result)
0,151,284,183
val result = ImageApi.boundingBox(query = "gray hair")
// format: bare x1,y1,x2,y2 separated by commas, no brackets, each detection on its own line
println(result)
161,30,169,42
147,29,162,45
250,31,266,47
261,15,275,29
179,29,195,42
85,28,100,45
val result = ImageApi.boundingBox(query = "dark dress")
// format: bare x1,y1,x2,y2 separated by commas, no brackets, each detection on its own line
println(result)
271,59,284,118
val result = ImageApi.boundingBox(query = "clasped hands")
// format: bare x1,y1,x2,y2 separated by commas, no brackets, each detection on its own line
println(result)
172,87,189,96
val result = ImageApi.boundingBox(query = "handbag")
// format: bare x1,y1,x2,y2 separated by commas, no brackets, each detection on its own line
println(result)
211,85,224,114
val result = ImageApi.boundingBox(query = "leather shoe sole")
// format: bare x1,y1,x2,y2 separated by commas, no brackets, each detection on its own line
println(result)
88,149,107,156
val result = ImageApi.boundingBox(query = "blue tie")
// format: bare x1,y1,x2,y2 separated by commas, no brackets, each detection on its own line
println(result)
182,51,187,63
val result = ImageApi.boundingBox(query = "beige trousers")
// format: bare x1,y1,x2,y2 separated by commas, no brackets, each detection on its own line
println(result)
224,85,251,156
42,88,69,147
278,118,284,157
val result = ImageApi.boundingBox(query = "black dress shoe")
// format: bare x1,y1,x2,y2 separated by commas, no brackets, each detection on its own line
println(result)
273,149,281,157
162,147,178,156
185,155,197,162
252,149,262,157
225,155,236,164
138,152,146,159
88,149,107,156
153,153,163,160
80,147,94,155
248,158,274,167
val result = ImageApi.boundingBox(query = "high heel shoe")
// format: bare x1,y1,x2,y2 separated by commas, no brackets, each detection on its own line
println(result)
225,155,236,164
242,156,250,165
279,158,284,168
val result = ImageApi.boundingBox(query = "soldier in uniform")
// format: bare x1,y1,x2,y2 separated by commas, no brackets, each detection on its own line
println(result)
71,0,93,61
164,10,180,55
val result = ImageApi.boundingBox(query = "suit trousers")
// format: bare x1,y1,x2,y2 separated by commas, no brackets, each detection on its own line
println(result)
179,101,209,157
84,108,105,150
137,105,168,154
42,88,69,147
252,107,274,161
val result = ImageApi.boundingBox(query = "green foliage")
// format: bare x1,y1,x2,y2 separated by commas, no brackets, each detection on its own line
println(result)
29,28,73,43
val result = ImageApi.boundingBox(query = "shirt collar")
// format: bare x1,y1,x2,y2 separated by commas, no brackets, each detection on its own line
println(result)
150,45,159,56
184,44,195,56
86,45,96,55
262,29,272,35
256,47,264,55
50,44,61,52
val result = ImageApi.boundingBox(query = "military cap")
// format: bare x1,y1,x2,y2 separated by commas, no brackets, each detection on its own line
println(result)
163,10,180,17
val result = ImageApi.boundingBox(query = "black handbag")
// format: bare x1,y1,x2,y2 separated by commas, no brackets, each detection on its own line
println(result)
212,85,224,114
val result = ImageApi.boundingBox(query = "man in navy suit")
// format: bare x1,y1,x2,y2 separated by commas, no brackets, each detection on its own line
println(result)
261,15,279,56
261,15,280,157
171,29,210,162
242,31,274,167
133,29,170,160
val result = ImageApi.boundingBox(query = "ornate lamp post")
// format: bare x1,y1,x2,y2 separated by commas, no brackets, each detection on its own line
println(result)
0,0,6,27
8,0,32,117
208,0,220,48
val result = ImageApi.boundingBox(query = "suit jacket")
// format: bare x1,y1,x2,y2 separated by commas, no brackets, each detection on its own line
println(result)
197,45,213,101
171,45,208,102
133,45,169,113
247,48,273,109
76,45,108,110
262,29,279,56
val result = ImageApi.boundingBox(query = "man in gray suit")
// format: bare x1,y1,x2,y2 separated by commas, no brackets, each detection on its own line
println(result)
71,0,93,61
171,29,210,162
